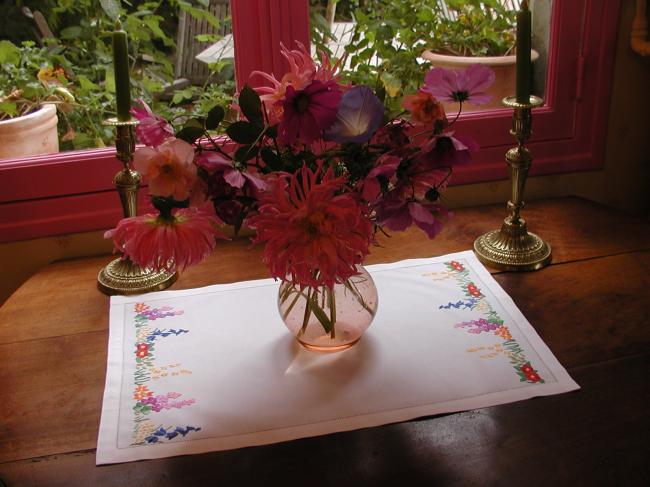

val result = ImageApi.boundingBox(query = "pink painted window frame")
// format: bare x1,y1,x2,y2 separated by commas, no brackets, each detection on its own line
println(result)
0,0,620,243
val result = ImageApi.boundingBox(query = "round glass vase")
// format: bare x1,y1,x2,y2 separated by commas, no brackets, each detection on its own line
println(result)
277,266,378,352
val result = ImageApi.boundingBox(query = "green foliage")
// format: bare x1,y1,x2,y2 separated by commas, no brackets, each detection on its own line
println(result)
0,0,235,151
432,0,517,57
339,0,442,112
310,0,517,112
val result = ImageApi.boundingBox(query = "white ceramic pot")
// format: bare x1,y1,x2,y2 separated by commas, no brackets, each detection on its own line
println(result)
421,49,539,111
0,103,59,159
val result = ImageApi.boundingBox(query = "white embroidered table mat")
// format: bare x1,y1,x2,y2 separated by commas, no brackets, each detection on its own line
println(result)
97,250,578,464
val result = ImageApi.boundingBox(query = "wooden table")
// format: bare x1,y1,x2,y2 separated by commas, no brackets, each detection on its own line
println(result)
1,197,648,486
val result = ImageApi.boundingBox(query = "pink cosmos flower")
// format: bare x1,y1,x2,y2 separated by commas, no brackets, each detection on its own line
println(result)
106,208,224,272
416,132,479,167
196,152,267,195
252,42,344,124
133,139,197,201
359,153,401,202
130,99,174,147
279,80,342,144
422,64,496,106
247,164,373,289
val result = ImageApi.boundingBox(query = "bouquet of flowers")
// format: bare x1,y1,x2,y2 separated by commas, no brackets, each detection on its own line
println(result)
108,43,494,348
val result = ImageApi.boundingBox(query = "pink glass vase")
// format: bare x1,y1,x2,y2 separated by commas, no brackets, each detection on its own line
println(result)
277,265,378,352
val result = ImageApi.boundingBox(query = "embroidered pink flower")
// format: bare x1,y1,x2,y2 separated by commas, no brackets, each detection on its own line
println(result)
279,80,342,144
422,64,496,106
106,208,224,272
247,164,373,289
131,99,174,147
133,139,197,201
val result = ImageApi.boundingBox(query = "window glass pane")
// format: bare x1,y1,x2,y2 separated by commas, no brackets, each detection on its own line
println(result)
0,0,235,162
309,0,551,114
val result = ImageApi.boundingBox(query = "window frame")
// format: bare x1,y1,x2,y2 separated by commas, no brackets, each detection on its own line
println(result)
0,0,621,243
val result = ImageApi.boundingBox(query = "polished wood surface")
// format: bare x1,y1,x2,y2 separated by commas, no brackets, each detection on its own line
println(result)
1,197,648,486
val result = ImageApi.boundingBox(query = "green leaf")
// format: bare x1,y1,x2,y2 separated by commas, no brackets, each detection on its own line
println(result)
0,40,20,65
260,147,282,171
238,85,263,126
100,0,121,21
60,27,83,40
380,72,402,98
205,106,225,130
176,126,204,144
265,124,278,139
234,145,259,162
226,121,262,144
0,101,17,117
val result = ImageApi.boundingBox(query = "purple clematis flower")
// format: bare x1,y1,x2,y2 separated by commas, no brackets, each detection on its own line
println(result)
279,79,342,144
130,99,174,147
325,85,385,144
422,64,496,106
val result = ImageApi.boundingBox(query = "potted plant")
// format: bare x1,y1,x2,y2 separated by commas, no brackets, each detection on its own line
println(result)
0,40,74,159
420,0,539,110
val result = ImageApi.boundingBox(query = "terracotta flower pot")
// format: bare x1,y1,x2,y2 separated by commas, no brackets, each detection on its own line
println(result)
0,103,59,159
421,49,539,112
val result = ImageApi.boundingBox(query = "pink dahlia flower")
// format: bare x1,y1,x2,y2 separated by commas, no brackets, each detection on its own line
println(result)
130,99,174,147
106,208,224,272
279,80,342,144
133,139,197,201
422,64,496,106
247,164,373,289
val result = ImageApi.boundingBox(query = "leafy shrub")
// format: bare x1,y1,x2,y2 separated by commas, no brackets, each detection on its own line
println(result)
0,0,235,151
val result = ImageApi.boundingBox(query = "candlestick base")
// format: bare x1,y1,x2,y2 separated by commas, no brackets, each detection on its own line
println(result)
98,257,177,296
474,216,551,271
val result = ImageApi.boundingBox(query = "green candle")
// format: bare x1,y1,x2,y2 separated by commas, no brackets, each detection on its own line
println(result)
112,20,131,121
515,0,532,104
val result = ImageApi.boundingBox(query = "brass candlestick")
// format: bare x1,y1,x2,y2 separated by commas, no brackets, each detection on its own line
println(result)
97,118,177,295
473,95,551,271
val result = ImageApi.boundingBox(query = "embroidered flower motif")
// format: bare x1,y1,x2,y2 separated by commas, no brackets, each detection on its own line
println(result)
134,385,153,401
135,343,149,358
449,261,465,272
466,283,482,297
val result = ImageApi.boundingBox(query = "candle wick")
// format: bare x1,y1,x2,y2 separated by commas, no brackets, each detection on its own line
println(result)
115,19,123,30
